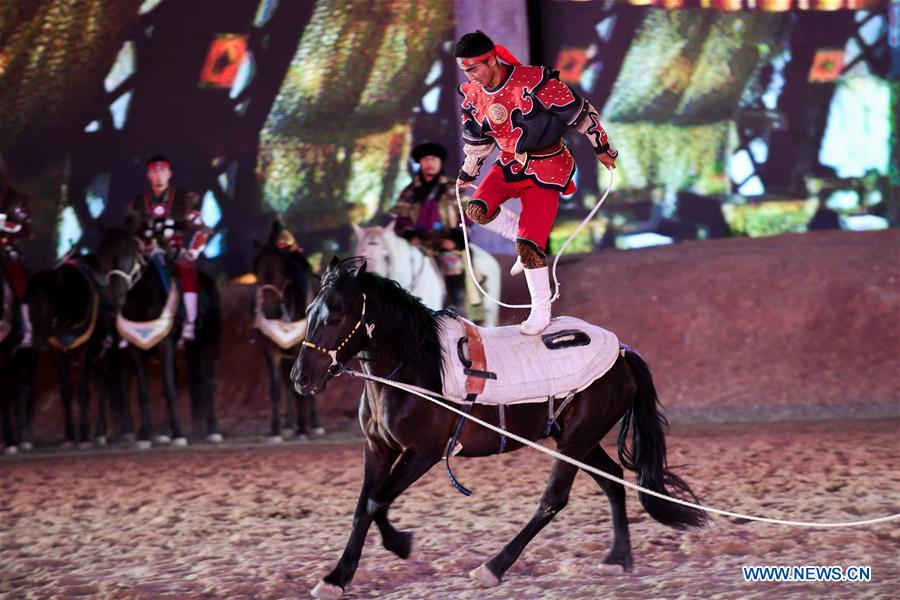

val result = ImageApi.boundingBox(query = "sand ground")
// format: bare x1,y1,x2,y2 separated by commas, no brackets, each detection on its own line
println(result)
2,418,898,599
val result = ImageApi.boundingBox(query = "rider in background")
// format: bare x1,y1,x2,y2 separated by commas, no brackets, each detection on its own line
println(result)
0,165,34,348
125,155,212,341
390,142,477,317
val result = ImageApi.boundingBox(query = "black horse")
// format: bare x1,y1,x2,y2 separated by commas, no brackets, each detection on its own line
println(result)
26,257,116,447
253,243,323,440
0,271,36,453
292,257,708,598
96,228,221,447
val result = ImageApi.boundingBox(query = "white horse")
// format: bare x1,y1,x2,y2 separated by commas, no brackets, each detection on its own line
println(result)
352,222,501,327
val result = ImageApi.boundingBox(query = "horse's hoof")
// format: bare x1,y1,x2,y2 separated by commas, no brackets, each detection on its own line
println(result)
135,440,152,450
601,551,633,573
312,427,326,435
61,441,74,449
78,441,93,450
296,433,309,442
172,437,188,447
95,436,107,447
120,433,137,444
267,435,283,444
310,580,343,599
154,435,171,444
3,446,17,456
20,441,33,451
207,433,223,443
470,564,501,587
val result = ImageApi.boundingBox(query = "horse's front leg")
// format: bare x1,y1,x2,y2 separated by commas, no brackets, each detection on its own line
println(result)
313,442,396,599
370,444,444,561
159,340,185,444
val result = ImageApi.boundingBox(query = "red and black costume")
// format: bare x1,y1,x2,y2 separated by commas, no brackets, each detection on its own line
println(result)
125,187,211,293
459,63,615,254
0,186,32,302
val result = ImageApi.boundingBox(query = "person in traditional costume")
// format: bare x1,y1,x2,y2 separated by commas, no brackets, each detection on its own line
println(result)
125,156,211,341
0,166,33,347
455,30,617,334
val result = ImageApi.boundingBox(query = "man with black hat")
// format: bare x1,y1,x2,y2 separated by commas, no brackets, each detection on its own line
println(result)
390,142,474,314
391,142,459,239
125,155,212,341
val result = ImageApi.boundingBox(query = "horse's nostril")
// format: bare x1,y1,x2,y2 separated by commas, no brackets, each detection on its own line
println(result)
298,374,310,388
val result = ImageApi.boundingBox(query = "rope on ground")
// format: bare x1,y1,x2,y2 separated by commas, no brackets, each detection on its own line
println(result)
344,367,900,529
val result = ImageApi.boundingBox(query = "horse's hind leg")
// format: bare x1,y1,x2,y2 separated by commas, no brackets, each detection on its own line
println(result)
265,351,283,438
55,352,76,443
473,458,580,587
583,446,633,572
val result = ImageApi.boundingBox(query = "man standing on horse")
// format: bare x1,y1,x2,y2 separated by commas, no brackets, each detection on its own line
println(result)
390,142,473,316
0,165,34,348
455,31,617,335
125,155,212,341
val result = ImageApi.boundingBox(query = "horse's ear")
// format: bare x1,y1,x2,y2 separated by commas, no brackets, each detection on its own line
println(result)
351,222,363,238
355,260,367,278
384,219,396,234
327,255,341,271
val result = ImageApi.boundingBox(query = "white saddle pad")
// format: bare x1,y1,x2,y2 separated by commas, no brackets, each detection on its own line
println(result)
439,316,620,405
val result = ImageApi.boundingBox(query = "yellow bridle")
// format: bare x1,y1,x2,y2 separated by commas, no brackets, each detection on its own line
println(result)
301,293,369,369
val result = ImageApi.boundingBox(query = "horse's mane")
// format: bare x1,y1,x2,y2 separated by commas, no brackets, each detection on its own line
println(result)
327,258,444,389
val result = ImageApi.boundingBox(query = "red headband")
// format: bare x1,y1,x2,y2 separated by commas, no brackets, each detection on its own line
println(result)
456,44,522,68
147,160,170,170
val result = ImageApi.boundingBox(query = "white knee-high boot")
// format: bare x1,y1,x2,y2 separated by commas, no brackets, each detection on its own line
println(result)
520,266,552,335
480,207,525,276
182,292,198,341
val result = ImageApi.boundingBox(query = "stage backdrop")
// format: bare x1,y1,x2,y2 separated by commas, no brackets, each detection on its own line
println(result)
0,0,895,274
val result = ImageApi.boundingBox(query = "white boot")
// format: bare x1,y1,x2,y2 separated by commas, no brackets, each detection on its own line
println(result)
19,303,33,348
482,206,519,242
181,292,198,341
509,256,525,276
520,267,552,336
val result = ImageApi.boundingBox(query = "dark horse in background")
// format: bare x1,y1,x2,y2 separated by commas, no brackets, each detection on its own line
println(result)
96,228,221,447
253,243,323,441
293,258,708,598
25,255,117,447
0,270,36,454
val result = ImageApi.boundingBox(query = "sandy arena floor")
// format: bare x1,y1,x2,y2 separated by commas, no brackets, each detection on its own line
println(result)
2,419,898,599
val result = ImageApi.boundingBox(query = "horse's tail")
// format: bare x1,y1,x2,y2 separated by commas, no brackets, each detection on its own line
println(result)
617,349,709,529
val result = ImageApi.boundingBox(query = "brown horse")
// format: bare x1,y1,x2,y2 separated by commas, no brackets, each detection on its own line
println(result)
292,257,707,598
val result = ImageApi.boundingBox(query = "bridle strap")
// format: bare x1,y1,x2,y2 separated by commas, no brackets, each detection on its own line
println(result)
106,255,145,290
302,293,370,369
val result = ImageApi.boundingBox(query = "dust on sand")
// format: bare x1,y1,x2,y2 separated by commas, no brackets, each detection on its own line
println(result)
2,419,898,599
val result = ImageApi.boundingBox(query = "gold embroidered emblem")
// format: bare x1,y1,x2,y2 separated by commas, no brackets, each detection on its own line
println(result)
487,103,508,124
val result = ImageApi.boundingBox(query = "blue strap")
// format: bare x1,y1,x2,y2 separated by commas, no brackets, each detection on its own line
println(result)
445,396,475,496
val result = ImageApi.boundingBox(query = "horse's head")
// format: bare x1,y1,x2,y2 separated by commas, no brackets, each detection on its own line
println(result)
352,222,395,277
95,227,143,310
292,256,369,395
253,244,313,320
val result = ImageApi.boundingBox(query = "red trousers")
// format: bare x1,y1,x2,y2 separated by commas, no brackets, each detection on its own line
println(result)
173,259,200,293
472,165,568,252
1,259,28,301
